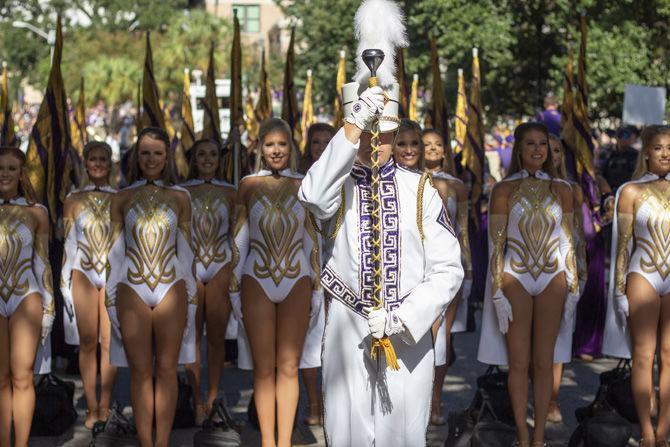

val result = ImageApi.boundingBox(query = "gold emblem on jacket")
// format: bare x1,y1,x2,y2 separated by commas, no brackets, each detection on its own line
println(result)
507,179,560,279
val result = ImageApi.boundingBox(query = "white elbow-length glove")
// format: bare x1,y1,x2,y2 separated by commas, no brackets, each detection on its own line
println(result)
344,86,386,130
492,292,513,335
614,294,630,330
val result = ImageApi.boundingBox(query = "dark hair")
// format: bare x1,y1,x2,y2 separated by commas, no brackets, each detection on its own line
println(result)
0,146,37,203
508,122,557,178
127,126,177,184
187,139,224,180
421,128,456,176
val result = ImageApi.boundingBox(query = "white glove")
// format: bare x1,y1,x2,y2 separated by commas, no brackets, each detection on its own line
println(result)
614,294,629,329
384,309,405,336
41,313,54,345
364,306,387,339
310,290,323,319
563,293,580,327
230,292,243,321
107,307,123,342
461,279,473,301
492,294,513,334
61,290,76,324
185,303,197,337
344,86,386,130
578,280,587,298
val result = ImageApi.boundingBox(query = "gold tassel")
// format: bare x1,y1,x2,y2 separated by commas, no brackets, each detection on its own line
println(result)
371,336,400,371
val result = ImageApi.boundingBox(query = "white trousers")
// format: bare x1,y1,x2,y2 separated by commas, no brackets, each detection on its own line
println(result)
323,298,434,447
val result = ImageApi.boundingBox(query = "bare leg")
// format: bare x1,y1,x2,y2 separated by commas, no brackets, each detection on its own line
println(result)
185,281,205,423
117,284,154,447
531,274,566,443
656,291,670,440
72,271,101,427
204,266,232,410
431,294,460,423
547,363,563,422
301,368,321,424
628,273,661,440
276,278,311,447
242,276,277,447
503,274,533,443
0,316,11,447
97,288,117,420
153,282,187,447
9,294,42,447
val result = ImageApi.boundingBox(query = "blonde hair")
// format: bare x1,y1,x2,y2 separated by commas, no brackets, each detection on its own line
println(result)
80,141,116,188
127,127,177,185
507,122,558,178
548,134,568,180
255,118,298,172
421,128,456,176
632,125,670,180
187,139,225,180
0,146,37,204
394,119,424,170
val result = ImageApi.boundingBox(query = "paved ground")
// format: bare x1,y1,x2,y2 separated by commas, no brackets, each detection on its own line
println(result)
29,313,640,446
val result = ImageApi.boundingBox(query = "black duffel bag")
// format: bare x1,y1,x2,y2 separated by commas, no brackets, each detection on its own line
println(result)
193,398,242,447
569,385,632,447
89,402,138,447
31,374,77,436
601,360,637,423
173,374,196,429
475,366,515,426
445,387,516,447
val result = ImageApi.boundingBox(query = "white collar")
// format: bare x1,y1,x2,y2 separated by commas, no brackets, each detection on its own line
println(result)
78,184,116,194
642,171,670,181
505,169,552,182
256,168,304,179
0,196,28,206
181,178,233,187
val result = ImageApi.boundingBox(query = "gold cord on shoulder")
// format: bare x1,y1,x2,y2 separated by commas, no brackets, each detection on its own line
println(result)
416,172,434,241
310,186,345,240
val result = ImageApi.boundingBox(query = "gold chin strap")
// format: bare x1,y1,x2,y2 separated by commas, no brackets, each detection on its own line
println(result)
368,76,400,371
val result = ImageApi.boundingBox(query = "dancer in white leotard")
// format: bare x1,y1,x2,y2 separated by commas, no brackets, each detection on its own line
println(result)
230,118,320,447
603,126,670,446
181,139,235,423
546,134,588,423
477,123,579,446
61,141,118,429
298,122,335,427
421,126,473,425
106,127,197,447
0,146,54,447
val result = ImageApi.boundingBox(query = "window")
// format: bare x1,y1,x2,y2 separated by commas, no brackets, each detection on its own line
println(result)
233,5,260,33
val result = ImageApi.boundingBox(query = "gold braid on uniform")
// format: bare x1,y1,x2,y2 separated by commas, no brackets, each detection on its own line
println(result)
560,213,579,296
416,172,434,241
309,186,345,240
367,80,399,371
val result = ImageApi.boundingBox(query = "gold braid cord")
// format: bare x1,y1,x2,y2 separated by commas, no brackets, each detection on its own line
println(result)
416,172,434,241
309,187,345,240
368,79,399,371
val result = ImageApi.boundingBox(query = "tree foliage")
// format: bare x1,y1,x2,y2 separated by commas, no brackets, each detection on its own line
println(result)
280,0,670,122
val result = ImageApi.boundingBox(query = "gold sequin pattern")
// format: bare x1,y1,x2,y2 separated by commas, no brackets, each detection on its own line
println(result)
78,192,113,275
488,214,508,296
507,179,560,279
248,180,303,286
35,233,54,315
125,186,178,291
0,206,32,302
229,204,248,293
304,211,321,290
560,213,579,295
190,185,231,269
615,213,634,296
457,201,472,273
636,183,670,280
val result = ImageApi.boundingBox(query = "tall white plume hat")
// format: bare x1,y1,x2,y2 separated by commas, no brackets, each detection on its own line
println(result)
343,0,408,133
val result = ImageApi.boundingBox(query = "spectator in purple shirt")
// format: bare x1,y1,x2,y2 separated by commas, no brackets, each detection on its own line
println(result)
536,93,562,138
